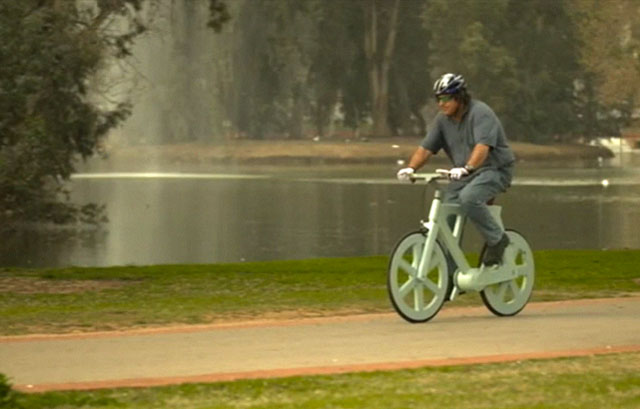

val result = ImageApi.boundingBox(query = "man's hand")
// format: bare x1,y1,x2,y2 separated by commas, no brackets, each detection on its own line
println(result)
448,167,469,180
396,167,415,182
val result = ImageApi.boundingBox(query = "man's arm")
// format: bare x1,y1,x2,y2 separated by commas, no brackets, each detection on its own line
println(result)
396,146,434,181
407,146,433,170
448,143,490,180
466,144,490,169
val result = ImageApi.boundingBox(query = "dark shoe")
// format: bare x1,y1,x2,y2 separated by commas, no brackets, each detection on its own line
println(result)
483,234,510,266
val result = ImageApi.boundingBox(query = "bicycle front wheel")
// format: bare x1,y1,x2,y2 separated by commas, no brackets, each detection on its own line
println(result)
387,231,449,323
480,229,535,316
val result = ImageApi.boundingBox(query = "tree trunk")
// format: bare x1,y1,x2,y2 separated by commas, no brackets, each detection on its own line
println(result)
289,85,304,139
364,0,399,137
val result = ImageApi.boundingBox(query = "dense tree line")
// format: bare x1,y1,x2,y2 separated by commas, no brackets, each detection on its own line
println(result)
220,0,639,142
1,0,639,226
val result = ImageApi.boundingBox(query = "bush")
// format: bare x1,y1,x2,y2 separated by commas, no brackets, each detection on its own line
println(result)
0,374,19,409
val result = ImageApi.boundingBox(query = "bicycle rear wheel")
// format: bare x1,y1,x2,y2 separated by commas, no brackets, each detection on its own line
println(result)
480,229,535,316
387,231,449,323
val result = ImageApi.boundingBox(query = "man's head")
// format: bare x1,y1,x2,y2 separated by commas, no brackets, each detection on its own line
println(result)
433,73,470,117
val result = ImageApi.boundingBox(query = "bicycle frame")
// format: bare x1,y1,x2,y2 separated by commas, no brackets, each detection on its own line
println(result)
418,179,517,297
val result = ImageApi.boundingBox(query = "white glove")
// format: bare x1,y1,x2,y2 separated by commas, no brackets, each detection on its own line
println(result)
396,167,415,182
449,167,470,180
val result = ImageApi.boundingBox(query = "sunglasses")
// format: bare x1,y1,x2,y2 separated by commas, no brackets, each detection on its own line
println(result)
436,94,455,103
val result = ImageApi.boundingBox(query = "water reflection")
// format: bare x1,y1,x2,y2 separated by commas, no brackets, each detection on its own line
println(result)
502,184,640,251
2,163,639,268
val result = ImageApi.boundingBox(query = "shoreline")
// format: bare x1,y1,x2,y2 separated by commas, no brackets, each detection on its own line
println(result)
92,138,615,169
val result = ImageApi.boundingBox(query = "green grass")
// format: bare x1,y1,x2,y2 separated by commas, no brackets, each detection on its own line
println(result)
1,250,639,335
7,352,640,409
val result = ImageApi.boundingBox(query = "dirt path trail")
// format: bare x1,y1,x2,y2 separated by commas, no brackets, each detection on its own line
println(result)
1,297,639,392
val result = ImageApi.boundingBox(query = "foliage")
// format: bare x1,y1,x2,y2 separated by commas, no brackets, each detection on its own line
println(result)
220,0,430,139
424,0,516,111
308,1,366,135
225,0,361,139
210,0,640,141
0,0,231,226
389,0,431,136
504,0,583,142
207,0,231,32
363,0,401,137
4,0,640,225
569,0,640,136
0,374,19,409
424,0,582,142
0,1,143,227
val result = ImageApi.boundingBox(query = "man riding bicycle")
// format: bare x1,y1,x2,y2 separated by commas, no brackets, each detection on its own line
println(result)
397,73,516,266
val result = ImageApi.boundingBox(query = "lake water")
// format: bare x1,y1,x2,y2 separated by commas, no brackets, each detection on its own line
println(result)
2,155,640,268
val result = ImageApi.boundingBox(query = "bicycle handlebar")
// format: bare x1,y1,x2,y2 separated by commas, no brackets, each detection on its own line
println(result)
410,170,450,183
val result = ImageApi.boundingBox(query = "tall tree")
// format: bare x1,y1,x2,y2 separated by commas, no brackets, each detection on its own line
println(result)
221,0,417,139
424,0,584,142
0,0,229,228
0,0,142,227
307,1,366,137
389,0,431,136
267,0,323,139
423,0,517,121
227,0,366,139
569,0,640,136
363,0,401,137
226,0,293,139
503,0,582,142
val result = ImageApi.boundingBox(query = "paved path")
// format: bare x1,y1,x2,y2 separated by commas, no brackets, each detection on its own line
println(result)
1,298,639,392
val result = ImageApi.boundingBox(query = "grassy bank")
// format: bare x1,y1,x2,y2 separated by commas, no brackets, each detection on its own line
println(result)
6,352,640,408
92,138,613,170
1,250,639,336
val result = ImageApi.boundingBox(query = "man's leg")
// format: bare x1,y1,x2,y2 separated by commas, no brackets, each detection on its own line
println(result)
449,169,511,264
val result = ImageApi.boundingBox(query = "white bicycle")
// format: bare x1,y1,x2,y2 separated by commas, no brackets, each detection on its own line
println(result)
388,172,535,323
